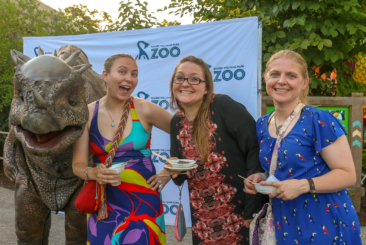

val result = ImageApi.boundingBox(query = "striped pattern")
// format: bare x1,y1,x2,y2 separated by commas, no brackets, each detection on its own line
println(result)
97,97,132,221
104,97,132,168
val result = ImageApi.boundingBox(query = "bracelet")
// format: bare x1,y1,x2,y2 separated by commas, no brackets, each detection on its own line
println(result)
259,172,267,181
84,167,92,180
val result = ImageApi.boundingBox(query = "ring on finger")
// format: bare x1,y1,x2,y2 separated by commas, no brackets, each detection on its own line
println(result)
276,190,280,196
158,180,162,184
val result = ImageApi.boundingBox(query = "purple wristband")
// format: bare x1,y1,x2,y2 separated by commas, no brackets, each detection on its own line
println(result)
259,172,267,181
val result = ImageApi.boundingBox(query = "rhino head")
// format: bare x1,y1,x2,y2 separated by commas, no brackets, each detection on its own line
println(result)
10,47,90,156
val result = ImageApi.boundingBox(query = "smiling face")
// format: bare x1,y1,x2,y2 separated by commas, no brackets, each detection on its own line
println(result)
172,61,208,110
265,57,309,107
103,57,138,101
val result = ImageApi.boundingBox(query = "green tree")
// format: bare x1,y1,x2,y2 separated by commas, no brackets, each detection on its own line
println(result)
62,4,113,33
109,0,181,31
163,0,366,96
0,0,113,130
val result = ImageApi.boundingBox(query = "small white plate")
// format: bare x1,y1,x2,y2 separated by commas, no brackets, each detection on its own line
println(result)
170,159,196,165
164,163,198,171
254,183,277,195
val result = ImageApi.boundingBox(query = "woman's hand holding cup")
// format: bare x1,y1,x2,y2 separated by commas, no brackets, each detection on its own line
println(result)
95,164,120,185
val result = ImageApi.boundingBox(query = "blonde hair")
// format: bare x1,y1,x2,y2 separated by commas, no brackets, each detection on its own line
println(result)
103,54,136,73
170,56,214,164
264,50,309,104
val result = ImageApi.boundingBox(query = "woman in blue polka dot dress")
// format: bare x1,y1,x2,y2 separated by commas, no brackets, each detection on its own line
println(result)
245,50,361,244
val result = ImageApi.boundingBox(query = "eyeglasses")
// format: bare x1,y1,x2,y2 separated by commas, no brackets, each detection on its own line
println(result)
174,76,205,85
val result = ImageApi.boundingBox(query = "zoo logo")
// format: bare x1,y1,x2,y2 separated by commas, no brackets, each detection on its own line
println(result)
151,149,170,164
33,47,53,56
137,91,150,100
135,41,181,60
151,97,170,110
213,65,246,82
163,203,179,215
137,92,170,110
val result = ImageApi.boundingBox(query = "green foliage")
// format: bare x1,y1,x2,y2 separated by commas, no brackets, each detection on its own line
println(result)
109,0,181,31
62,4,113,33
109,0,158,31
164,0,366,96
0,0,112,131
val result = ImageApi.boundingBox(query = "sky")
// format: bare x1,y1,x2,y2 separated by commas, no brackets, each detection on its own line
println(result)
40,0,194,25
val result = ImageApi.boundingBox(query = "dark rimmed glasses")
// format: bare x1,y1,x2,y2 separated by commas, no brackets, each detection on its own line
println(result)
174,76,205,85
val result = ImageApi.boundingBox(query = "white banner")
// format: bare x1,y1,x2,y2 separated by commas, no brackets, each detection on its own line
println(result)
23,17,259,226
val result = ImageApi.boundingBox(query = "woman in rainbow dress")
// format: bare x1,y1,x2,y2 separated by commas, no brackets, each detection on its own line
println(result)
72,54,172,244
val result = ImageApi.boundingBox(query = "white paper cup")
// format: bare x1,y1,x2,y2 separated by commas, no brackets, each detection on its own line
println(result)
254,183,277,195
169,159,196,168
108,163,127,186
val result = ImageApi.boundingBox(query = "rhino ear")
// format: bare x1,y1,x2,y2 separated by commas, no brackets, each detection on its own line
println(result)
65,51,81,66
52,49,57,56
10,49,31,66
38,46,45,55
75,63,92,74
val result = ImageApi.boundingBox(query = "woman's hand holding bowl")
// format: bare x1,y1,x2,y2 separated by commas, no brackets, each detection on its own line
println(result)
260,179,309,200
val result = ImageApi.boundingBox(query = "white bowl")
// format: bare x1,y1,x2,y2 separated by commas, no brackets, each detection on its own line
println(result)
169,159,196,168
254,183,277,195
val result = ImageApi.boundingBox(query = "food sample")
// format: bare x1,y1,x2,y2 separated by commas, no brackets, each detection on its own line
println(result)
177,160,190,164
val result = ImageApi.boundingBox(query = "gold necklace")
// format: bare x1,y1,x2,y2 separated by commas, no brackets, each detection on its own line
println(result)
274,113,283,136
106,108,117,127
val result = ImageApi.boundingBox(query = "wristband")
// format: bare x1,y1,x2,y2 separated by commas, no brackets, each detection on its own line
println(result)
84,167,92,180
307,178,316,193
259,172,267,181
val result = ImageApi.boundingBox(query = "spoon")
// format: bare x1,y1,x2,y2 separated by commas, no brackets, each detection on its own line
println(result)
152,152,175,164
238,174,254,184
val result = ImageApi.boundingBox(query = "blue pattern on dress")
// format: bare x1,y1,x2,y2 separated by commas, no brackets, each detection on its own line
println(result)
256,106,361,244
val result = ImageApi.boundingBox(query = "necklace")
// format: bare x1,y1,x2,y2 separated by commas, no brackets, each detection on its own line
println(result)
274,113,283,136
106,108,118,127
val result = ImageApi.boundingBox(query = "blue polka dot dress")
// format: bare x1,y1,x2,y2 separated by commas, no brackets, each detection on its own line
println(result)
256,106,362,245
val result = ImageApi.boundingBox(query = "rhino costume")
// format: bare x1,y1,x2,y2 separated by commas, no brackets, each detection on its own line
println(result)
3,46,106,244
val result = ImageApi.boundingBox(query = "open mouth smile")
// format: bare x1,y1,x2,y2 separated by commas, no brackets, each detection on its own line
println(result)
15,125,82,149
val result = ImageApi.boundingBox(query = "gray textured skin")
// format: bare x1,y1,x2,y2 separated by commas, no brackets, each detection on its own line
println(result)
3,46,106,244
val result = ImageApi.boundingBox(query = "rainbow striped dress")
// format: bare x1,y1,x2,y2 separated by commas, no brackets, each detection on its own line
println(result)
87,99,166,245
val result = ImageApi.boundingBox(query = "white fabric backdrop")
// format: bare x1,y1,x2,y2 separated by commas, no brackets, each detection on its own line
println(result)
23,17,259,226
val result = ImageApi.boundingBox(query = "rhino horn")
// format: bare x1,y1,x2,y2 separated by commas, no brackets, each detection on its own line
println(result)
38,46,45,55
32,89,47,109
52,49,57,56
10,50,17,65
12,50,31,63
65,51,81,66
76,63,92,74
10,50,31,66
